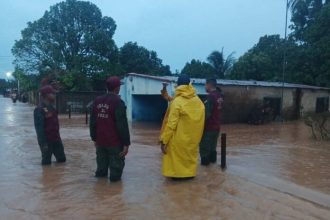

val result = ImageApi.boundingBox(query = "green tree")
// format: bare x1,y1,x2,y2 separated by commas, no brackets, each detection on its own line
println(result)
230,35,301,82
288,1,330,87
207,49,235,79
181,59,216,78
12,0,119,91
119,42,171,76
230,52,273,81
303,4,330,87
289,0,329,41
0,79,9,94
230,1,330,87
12,68,39,92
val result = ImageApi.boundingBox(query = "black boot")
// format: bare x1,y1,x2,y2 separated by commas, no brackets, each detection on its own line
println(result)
109,176,121,182
56,158,66,163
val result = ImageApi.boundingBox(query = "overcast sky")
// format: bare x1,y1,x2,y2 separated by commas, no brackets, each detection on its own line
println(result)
0,0,288,79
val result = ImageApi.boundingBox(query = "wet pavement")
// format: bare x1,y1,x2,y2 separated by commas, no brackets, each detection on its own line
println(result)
0,97,330,219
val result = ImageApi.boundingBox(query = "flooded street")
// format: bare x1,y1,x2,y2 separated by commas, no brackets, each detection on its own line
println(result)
0,97,330,219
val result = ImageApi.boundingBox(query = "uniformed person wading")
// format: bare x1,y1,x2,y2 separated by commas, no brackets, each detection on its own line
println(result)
200,78,224,166
34,85,66,165
89,76,130,182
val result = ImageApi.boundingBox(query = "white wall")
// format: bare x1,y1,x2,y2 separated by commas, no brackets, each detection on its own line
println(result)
301,90,330,114
121,75,329,121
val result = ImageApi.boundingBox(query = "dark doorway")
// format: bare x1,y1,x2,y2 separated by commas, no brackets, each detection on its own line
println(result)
132,95,168,121
293,88,302,119
316,97,329,113
264,97,281,119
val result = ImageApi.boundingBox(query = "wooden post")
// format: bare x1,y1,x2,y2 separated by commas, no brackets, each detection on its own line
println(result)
221,133,227,170
85,108,88,125
68,105,71,119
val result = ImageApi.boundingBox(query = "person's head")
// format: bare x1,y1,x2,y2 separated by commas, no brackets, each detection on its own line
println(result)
106,76,122,94
177,74,190,86
205,78,217,93
40,85,56,103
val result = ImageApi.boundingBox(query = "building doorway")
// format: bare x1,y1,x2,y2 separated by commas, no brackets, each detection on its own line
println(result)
132,95,168,121
316,97,329,113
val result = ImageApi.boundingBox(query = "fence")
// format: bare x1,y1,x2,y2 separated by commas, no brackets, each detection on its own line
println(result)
28,91,104,114
56,91,104,114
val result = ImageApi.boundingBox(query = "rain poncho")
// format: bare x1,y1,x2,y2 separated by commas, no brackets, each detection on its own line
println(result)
160,84,205,178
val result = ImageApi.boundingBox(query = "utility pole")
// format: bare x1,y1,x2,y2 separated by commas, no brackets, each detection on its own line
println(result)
281,0,289,121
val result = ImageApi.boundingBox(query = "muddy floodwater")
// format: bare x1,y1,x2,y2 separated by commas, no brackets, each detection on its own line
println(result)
0,97,330,219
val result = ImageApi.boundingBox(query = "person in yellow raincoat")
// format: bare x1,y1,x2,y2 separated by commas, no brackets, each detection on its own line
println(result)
160,75,205,179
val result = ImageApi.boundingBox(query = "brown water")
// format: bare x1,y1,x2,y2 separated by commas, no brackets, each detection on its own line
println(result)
0,97,329,219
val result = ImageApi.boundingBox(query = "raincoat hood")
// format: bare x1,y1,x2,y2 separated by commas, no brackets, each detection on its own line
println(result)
174,84,196,99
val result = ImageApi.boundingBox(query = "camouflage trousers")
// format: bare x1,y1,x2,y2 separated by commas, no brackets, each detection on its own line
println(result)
199,131,220,166
95,146,125,182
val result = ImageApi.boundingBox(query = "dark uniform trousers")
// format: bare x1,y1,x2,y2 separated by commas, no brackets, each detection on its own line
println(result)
95,146,125,182
199,131,220,165
40,140,66,165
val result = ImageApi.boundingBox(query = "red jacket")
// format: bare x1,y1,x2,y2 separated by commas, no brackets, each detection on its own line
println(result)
34,104,61,145
90,94,130,147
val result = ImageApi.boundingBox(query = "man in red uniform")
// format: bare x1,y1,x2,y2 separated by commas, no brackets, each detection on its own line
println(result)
34,85,66,165
89,76,130,182
200,78,224,166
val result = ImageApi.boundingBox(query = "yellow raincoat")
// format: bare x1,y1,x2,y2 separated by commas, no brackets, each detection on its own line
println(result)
160,84,205,178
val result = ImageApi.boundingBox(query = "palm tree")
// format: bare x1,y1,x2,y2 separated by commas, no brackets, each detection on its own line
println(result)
207,48,235,79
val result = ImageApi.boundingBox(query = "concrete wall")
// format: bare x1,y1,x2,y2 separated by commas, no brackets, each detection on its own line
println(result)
121,75,330,122
300,90,330,114
120,76,176,121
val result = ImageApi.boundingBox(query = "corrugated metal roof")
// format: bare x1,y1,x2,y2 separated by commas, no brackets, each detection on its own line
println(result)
127,73,330,91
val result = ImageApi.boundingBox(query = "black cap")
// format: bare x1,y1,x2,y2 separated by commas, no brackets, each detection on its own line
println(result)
177,74,190,86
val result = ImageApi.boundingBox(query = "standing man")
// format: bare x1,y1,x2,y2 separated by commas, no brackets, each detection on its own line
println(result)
200,78,224,166
160,75,205,179
34,85,66,165
89,76,130,182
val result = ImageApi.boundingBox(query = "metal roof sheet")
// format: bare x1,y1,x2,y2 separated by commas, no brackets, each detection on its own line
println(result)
127,73,330,91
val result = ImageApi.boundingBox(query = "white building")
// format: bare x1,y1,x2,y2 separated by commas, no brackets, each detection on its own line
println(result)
120,73,330,122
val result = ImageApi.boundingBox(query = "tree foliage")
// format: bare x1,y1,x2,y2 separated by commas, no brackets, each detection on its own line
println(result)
180,49,235,79
181,59,216,78
12,68,39,92
119,42,171,76
231,1,330,88
289,0,326,41
12,0,172,91
207,49,235,78
231,35,300,82
12,0,119,91
290,0,330,87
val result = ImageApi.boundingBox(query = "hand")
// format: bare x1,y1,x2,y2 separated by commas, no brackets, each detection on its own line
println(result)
161,143,167,154
119,146,129,158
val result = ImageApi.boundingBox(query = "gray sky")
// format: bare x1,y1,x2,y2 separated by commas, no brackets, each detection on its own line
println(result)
0,0,288,79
